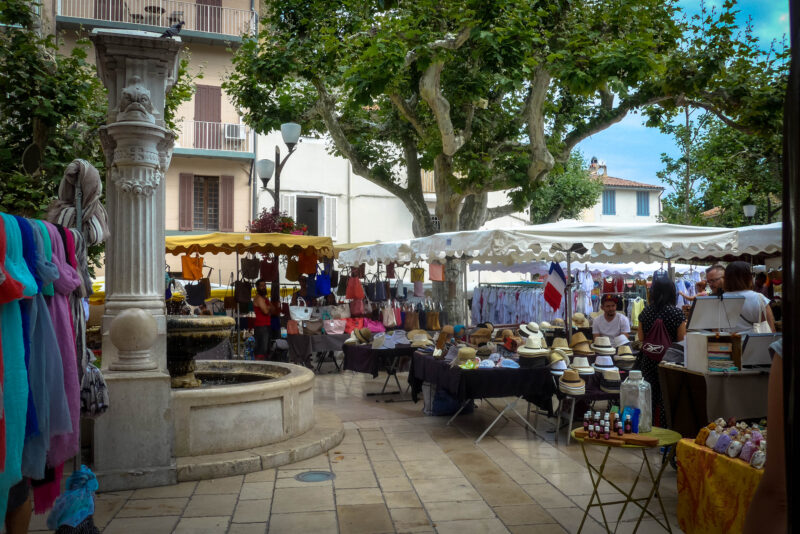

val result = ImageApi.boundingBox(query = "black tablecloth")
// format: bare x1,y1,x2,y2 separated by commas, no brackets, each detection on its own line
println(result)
342,344,415,378
409,352,557,414
287,334,350,365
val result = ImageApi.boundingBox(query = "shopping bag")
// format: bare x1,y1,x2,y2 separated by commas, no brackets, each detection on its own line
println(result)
382,307,397,328
324,319,346,334
331,303,351,319
235,280,252,303
349,299,365,316
413,281,424,297
306,272,319,299
181,255,203,280
345,317,364,334
287,320,300,335
386,262,396,279
429,263,445,281
289,298,313,321
337,274,349,297
240,256,260,280
346,276,366,300
298,249,317,275
304,319,323,335
364,318,386,333
410,267,425,282
260,254,278,281
374,279,387,301
185,282,206,306
316,267,332,296
286,257,300,281
364,280,377,301
404,311,420,331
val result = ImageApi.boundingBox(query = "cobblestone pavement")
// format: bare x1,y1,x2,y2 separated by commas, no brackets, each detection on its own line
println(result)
31,364,679,533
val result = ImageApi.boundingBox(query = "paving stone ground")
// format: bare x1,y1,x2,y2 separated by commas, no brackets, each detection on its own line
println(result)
30,359,679,533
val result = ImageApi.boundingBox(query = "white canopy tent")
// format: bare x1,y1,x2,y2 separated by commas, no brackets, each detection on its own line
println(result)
337,239,415,266
735,222,782,257
469,260,697,278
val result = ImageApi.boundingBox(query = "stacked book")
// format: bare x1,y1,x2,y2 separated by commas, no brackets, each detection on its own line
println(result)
707,341,738,372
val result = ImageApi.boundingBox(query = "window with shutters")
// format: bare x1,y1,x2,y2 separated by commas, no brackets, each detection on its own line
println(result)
430,214,441,231
193,176,219,230
636,191,650,216
602,190,616,215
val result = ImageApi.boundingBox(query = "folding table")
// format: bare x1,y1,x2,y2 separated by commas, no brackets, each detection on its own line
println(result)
571,427,681,533
342,344,415,395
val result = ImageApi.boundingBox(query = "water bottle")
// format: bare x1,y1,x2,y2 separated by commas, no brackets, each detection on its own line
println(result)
620,370,652,432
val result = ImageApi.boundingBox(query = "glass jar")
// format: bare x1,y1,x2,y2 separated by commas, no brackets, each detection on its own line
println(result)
620,370,652,432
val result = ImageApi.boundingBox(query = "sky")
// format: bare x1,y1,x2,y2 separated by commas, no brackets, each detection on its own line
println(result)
575,0,789,188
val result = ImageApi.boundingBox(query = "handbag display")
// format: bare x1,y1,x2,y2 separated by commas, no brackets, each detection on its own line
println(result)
344,317,365,334
306,272,319,299
337,274,349,297
364,318,386,333
286,257,300,281
304,319,323,335
374,278,387,301
185,282,206,306
289,298,313,321
323,319,346,335
395,278,406,300
413,281,424,297
315,267,332,296
386,262,396,279
331,303,351,319
346,276,366,300
181,254,203,281
330,270,339,288
382,307,397,328
239,300,253,314
200,277,211,299
364,279,377,301
235,280,252,303
349,299,365,316
358,263,366,279
241,256,261,280
426,310,441,331
260,254,279,281
287,320,301,335
410,267,425,282
429,263,445,281
394,307,402,327
403,310,420,331
298,249,318,275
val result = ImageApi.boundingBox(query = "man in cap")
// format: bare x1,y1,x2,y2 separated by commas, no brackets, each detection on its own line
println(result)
592,294,630,341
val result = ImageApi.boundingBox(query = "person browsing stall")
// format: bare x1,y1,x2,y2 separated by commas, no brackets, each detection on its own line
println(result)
253,278,274,360
705,264,725,296
291,275,308,306
722,261,775,333
592,294,631,340
679,280,709,302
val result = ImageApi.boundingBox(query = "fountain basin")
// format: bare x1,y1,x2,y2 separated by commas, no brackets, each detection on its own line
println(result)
166,315,234,387
171,360,315,457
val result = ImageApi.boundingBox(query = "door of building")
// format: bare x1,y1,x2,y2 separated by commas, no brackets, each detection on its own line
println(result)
194,85,221,149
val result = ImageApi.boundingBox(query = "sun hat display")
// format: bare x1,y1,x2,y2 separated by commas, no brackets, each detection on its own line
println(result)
519,321,544,338
451,346,477,367
344,332,359,345
559,369,586,395
592,354,619,373
569,331,595,356
518,336,548,369
371,334,385,350
548,348,570,365
552,318,565,327
550,337,572,355
613,334,631,347
614,344,636,369
411,333,434,348
407,329,430,340
550,359,568,376
572,313,590,328
599,368,622,393
569,332,589,348
590,336,616,355
476,345,493,359
470,326,493,345
354,328,373,344
569,356,595,375
540,321,553,329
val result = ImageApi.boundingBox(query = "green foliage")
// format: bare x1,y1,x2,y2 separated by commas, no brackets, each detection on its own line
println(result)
164,51,202,132
528,152,603,224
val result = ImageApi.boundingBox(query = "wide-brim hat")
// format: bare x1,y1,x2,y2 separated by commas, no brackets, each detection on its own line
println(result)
477,322,494,331
519,322,541,337
411,334,434,348
615,358,636,370
470,327,493,344
436,327,454,350
570,356,595,375
494,328,515,341
592,355,619,373
407,329,430,341
559,369,586,395
344,332,359,345
550,337,572,354
354,328,373,344
548,348,570,364
552,318,566,327
476,345,493,359
599,368,622,393
456,346,477,361
571,341,595,357
613,334,631,348
518,336,549,356
572,313,590,328
615,345,636,360
569,332,590,348
590,336,616,355
540,321,554,329
550,359,568,376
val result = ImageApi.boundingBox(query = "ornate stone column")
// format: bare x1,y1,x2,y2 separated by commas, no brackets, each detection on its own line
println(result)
93,30,181,372
91,29,181,490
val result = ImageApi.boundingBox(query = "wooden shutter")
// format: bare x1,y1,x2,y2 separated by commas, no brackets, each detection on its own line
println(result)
280,193,296,220
194,85,222,149
179,173,194,230
220,175,234,231
324,196,337,239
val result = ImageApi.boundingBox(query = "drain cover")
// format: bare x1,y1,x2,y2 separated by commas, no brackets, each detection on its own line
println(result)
295,470,335,483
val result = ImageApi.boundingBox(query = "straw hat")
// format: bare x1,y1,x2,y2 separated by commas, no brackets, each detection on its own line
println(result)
411,334,434,348
548,348,571,365
550,337,573,355
590,311,603,319
476,345,493,359
613,334,631,348
552,318,566,327
550,359,568,376
599,368,622,394
592,355,619,373
559,369,586,395
614,345,636,370
354,328,373,344
519,322,542,337
590,336,616,355
344,332,359,345
470,327,493,345
540,321,553,329
455,346,477,363
518,336,549,357
569,356,595,375
572,313,590,328
569,332,590,348
407,329,430,341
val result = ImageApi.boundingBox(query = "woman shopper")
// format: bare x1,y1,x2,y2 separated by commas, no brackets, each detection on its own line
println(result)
253,278,274,360
637,274,687,427
723,261,775,333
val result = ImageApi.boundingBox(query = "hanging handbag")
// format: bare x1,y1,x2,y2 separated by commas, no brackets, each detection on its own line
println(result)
410,267,425,282
223,273,235,309
413,281,424,297
364,318,386,333
426,310,441,331
386,262,396,279
345,317,364,334
289,297,313,321
395,277,406,300
394,307,402,327
337,274,349,297
403,310,420,331
374,278,387,301
358,263,366,279
332,303,351,319
239,300,253,314
235,280,252,303
364,278,377,301
287,320,300,335
382,306,397,328
200,276,211,299
185,282,206,306
260,254,279,281
330,269,339,288
346,276,366,300
349,299,365,316
181,254,203,280
241,255,260,280
298,249,318,275
286,256,300,282
315,266,332,296
304,319,324,335
306,272,319,299
324,319,346,335
429,263,445,282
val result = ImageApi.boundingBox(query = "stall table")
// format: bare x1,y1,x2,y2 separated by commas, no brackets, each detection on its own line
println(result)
409,352,556,443
571,427,681,533
342,344,415,395
676,438,763,534
287,333,349,372
658,364,769,438
553,370,625,445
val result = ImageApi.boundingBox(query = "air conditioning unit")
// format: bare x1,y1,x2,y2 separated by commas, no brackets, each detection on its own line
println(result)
224,123,246,140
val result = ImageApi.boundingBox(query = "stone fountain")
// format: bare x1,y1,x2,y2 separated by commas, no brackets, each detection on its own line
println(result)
89,30,341,491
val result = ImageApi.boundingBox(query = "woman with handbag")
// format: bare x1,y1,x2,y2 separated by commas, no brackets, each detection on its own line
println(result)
291,275,309,306
254,279,275,360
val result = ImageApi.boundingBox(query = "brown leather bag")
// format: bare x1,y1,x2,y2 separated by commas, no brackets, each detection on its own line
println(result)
304,319,323,335
426,311,441,331
404,311,420,331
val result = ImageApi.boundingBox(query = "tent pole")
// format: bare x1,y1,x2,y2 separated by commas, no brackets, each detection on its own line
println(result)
236,250,240,358
566,251,572,345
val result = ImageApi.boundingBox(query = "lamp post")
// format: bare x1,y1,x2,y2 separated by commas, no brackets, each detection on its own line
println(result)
743,196,757,223
256,122,302,209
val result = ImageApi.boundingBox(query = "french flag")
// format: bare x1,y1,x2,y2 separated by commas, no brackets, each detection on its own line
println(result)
544,262,566,311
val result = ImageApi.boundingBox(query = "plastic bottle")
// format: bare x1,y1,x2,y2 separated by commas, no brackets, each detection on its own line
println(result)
620,370,652,432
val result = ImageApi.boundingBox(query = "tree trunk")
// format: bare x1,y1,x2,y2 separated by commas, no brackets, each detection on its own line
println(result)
431,258,467,327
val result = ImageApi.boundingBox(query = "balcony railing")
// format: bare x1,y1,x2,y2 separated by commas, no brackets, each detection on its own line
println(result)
176,121,253,153
57,0,256,37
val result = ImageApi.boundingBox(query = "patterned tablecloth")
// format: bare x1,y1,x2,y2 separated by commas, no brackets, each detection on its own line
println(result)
676,438,763,534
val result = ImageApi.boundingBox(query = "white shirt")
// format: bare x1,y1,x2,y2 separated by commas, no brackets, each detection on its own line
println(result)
723,290,770,333
592,312,631,338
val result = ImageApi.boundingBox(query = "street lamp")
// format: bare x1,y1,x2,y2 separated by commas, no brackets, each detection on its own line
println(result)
257,122,302,208
743,196,757,222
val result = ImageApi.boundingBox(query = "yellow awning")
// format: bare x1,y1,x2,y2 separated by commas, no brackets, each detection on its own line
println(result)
333,241,379,259
165,232,334,258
